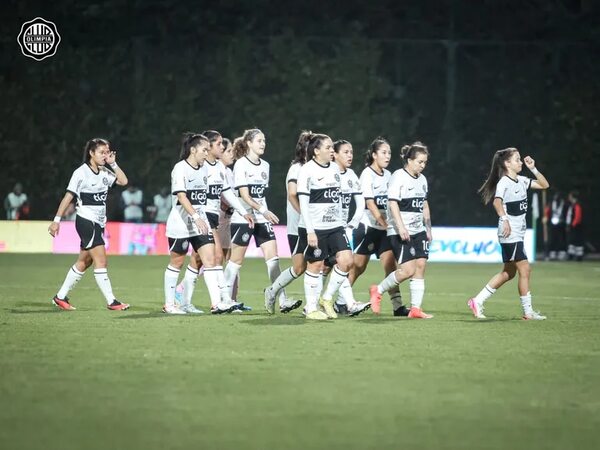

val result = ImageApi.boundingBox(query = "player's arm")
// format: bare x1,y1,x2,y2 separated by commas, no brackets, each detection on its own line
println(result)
347,193,365,229
423,200,432,241
221,188,254,227
365,199,388,228
106,150,128,186
388,200,410,241
287,180,300,214
176,192,208,235
492,197,511,238
298,193,318,248
48,191,75,237
238,186,278,224
523,156,549,190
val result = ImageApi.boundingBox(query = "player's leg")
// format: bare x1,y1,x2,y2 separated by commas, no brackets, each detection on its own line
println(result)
223,223,251,297
467,261,516,319
52,250,93,310
369,256,416,315
197,237,239,314
516,256,545,320
88,244,128,310
163,239,188,314
304,258,328,321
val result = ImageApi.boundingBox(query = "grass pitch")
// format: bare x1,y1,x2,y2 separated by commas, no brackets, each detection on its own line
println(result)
1,253,599,450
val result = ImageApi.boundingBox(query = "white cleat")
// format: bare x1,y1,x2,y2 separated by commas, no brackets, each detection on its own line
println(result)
280,299,302,314
523,311,547,320
347,302,371,317
180,304,204,314
163,304,187,315
264,287,276,314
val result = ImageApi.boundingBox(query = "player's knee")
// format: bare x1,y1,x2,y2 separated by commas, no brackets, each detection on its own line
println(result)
336,255,353,272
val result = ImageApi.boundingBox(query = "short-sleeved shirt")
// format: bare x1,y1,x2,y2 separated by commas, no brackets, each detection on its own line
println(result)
204,159,233,216
231,156,270,224
166,160,210,239
359,167,391,230
297,159,344,231
495,175,531,243
66,163,117,226
387,168,428,236
286,162,303,235
219,167,235,224
339,168,361,225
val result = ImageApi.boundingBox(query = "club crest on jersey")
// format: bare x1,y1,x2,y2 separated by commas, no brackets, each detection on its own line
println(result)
334,174,340,182
242,232,250,243
102,177,109,186
313,248,322,258
410,246,416,256
348,180,353,188
261,171,267,180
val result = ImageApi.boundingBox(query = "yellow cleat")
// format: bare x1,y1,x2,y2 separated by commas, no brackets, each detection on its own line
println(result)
319,298,338,319
305,310,329,321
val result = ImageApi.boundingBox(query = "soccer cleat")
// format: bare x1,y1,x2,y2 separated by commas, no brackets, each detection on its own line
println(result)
334,302,349,316
280,299,302,314
369,285,382,314
407,307,433,319
305,310,329,321
393,305,410,317
180,303,204,314
211,302,235,315
235,300,252,311
347,302,371,317
467,298,486,319
174,284,184,305
163,304,186,314
263,287,276,314
52,295,76,311
523,311,547,320
107,300,130,311
319,298,338,319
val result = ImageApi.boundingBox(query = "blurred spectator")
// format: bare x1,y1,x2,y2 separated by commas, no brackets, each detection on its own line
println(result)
153,187,171,223
4,183,29,220
566,190,584,261
121,185,143,223
544,191,567,260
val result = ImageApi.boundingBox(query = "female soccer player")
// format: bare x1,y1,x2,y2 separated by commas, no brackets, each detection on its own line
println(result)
163,133,239,315
351,138,406,314
296,133,355,320
174,131,253,313
263,131,311,314
223,128,296,312
468,148,550,320
48,138,130,311
369,142,434,318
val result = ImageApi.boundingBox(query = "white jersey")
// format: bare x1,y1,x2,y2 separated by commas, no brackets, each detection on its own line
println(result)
339,168,362,225
219,167,235,225
359,167,391,230
166,160,210,239
297,159,344,231
66,163,116,226
286,162,303,235
495,175,531,244
231,156,270,224
204,159,232,216
387,169,428,236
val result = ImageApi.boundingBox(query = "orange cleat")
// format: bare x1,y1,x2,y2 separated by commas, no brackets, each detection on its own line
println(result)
52,296,76,311
107,300,130,311
369,285,382,314
408,306,433,319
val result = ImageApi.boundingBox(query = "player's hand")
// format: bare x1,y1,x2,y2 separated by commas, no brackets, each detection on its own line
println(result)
195,217,209,235
426,229,433,242
523,156,536,170
307,232,318,248
243,214,255,228
264,210,279,225
106,150,117,165
502,220,511,238
48,222,59,237
376,215,388,228
398,224,410,241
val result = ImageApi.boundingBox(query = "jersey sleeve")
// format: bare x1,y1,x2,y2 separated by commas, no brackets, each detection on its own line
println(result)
287,163,301,184
296,164,310,196
66,167,85,198
518,175,532,191
494,177,508,200
423,177,429,200
103,167,117,188
349,170,362,194
387,172,402,202
360,170,373,199
171,164,186,195
233,159,248,189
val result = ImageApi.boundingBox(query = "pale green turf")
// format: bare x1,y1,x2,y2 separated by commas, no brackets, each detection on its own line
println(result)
1,254,599,450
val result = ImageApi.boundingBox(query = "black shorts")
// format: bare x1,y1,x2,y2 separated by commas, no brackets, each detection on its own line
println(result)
76,215,105,250
304,227,351,263
288,231,308,255
352,223,392,257
390,231,430,265
168,234,215,254
500,241,528,263
206,212,220,230
231,222,275,247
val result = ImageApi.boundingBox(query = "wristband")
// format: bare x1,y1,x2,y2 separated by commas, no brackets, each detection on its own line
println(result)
53,216,62,223
531,167,539,175
109,162,118,170
191,213,200,221
258,205,268,214
500,215,509,221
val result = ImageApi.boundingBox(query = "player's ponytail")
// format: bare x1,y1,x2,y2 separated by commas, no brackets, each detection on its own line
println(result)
180,132,208,160
82,138,110,163
478,147,518,204
364,137,389,166
306,133,329,161
400,141,429,163
291,130,312,165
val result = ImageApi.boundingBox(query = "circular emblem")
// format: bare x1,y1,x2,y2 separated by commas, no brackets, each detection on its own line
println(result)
410,246,416,256
367,243,375,251
17,17,61,61
335,174,340,182
242,232,250,243
261,172,267,180
348,180,353,188
313,248,322,258
102,177,109,186
182,240,189,250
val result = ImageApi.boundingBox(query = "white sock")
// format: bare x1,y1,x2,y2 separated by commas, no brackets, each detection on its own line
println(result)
266,257,289,303
520,291,533,315
214,266,233,303
304,271,321,313
164,265,180,308
377,272,399,294
204,267,223,307
224,261,241,297
182,265,199,306
337,277,355,306
317,271,324,298
323,266,349,301
94,268,115,305
57,265,84,299
474,284,496,304
409,278,425,308
389,287,403,310
270,267,298,297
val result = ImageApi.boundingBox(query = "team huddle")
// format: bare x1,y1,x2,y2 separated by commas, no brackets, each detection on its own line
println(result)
47,130,550,320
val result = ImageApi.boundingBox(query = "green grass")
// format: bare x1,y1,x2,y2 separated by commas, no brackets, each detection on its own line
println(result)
1,254,599,450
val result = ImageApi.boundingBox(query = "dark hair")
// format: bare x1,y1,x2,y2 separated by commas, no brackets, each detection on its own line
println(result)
568,190,579,201
478,147,518,204
222,137,232,149
180,132,209,160
291,130,312,165
364,137,389,166
400,141,429,163
233,128,263,160
333,139,351,153
306,133,330,161
201,130,222,145
82,138,109,163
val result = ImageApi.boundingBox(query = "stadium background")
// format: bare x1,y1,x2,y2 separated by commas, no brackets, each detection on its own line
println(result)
1,0,599,249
